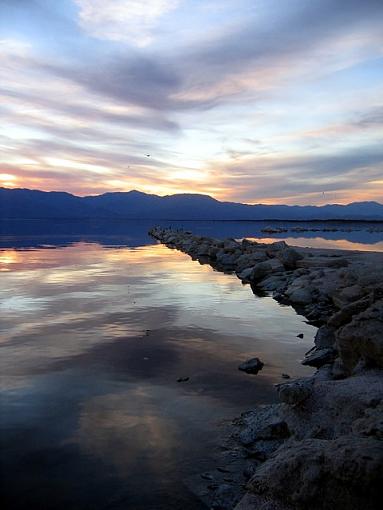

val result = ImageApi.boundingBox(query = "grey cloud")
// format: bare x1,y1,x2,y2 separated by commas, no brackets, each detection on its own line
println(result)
38,0,383,112
215,146,383,201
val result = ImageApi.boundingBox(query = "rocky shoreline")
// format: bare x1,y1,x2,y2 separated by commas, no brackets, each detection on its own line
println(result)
149,227,383,510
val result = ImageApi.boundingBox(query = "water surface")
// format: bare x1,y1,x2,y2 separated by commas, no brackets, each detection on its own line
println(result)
0,229,317,510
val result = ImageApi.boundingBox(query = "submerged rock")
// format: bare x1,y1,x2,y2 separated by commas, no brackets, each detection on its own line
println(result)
238,358,264,374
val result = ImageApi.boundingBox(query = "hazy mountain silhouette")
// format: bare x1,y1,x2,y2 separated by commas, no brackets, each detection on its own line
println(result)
1,187,382,220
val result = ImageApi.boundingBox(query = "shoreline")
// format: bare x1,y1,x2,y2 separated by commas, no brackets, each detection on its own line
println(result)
149,227,383,510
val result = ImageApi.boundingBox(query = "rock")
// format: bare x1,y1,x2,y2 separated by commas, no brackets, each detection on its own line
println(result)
259,274,287,291
331,357,348,380
331,284,365,308
269,240,288,250
314,326,336,349
297,257,349,269
239,358,264,374
261,227,288,234
276,248,303,270
276,379,313,406
236,252,268,271
287,287,313,304
336,299,383,370
223,239,240,252
256,420,290,440
238,267,254,282
302,348,336,368
328,296,372,328
352,402,383,439
216,251,239,267
250,262,274,283
211,484,241,510
247,436,383,510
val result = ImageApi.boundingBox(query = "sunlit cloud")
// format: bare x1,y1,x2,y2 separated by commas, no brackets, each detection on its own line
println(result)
74,0,181,47
0,0,382,203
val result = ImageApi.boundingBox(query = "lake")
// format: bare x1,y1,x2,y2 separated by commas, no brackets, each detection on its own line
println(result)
0,220,382,510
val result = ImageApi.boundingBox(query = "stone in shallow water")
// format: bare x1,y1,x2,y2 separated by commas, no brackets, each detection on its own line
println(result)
238,357,264,374
302,347,336,368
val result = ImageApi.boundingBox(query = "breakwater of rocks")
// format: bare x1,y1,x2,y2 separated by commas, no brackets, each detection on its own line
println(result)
149,226,383,510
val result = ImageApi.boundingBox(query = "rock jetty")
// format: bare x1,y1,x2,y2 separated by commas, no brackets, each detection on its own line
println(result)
149,227,383,510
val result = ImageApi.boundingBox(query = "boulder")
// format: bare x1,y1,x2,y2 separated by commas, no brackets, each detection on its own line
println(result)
314,326,336,349
336,299,383,370
297,257,349,269
287,287,313,305
331,284,365,308
276,248,303,270
276,379,313,406
250,262,274,283
238,267,254,282
247,436,383,510
301,348,336,368
239,357,264,374
327,296,372,328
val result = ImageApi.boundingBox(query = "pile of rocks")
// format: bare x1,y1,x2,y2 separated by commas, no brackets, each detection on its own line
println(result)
149,227,383,510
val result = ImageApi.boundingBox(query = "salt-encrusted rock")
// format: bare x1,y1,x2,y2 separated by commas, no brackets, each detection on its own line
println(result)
216,251,239,267
302,348,336,368
286,287,313,305
239,357,264,374
331,284,365,308
328,295,371,328
223,238,240,252
269,240,288,250
276,248,303,270
276,379,313,406
297,257,349,269
211,483,241,510
256,421,290,440
247,436,383,510
250,262,274,283
261,227,288,234
259,274,287,291
238,267,254,282
236,252,268,271
352,402,383,439
314,326,336,349
336,299,383,370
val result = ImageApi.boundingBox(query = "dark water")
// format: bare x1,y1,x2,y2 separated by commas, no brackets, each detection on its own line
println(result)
0,219,379,510
0,218,382,250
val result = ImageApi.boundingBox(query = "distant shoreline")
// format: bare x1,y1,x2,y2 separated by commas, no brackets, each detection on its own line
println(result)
1,217,383,223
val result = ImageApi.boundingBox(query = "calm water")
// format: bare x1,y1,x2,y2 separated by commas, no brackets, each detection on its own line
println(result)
0,219,380,510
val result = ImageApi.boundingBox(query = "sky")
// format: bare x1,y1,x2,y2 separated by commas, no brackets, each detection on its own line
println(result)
0,0,382,205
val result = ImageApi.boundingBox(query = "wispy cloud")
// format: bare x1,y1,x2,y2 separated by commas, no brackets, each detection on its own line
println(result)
0,0,382,203
73,0,181,47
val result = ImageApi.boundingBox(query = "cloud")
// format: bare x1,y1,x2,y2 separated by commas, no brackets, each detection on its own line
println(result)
208,145,383,204
37,0,383,114
1,0,382,203
73,0,180,47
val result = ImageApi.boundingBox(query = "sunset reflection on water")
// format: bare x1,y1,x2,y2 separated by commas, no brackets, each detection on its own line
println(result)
1,241,315,510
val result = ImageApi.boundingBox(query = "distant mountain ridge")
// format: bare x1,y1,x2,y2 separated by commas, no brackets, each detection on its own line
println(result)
1,187,383,221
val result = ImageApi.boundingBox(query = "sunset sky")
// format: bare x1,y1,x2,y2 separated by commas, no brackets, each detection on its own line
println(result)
0,0,382,204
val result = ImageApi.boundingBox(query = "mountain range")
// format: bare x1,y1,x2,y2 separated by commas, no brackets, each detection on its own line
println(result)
1,187,383,221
